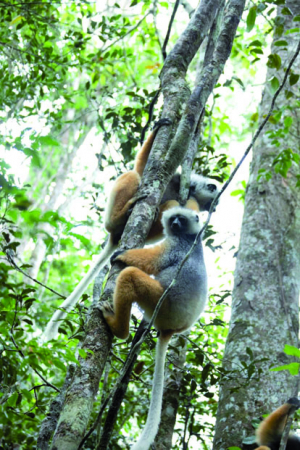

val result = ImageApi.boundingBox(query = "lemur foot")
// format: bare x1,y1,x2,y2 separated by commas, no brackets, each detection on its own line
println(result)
126,193,148,217
153,118,172,130
100,301,115,318
154,206,160,222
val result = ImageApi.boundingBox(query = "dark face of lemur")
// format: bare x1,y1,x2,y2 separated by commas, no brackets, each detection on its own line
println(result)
168,213,200,236
189,178,218,211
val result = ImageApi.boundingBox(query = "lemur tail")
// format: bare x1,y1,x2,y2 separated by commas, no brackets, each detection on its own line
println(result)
131,334,171,450
43,238,115,341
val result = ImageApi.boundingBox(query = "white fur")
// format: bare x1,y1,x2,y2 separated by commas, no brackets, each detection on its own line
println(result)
43,240,115,340
131,336,170,450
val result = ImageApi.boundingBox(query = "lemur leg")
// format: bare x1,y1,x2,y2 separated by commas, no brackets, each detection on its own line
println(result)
105,171,141,232
102,267,164,339
135,118,172,175
185,197,200,212
256,403,292,447
148,200,179,242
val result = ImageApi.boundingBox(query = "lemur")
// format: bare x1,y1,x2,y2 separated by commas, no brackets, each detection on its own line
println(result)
255,398,300,450
101,206,208,450
44,119,218,340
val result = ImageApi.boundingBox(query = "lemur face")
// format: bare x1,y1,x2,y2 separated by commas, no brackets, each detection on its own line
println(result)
163,207,201,237
189,174,219,211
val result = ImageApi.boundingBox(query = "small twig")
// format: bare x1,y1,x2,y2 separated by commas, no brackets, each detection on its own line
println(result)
140,89,161,145
101,12,151,53
279,403,299,450
161,0,181,60
5,252,65,298
9,324,60,393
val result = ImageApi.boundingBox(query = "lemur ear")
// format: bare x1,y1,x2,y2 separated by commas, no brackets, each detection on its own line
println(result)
207,183,217,192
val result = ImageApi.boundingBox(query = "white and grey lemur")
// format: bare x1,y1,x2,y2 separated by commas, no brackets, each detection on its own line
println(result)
101,206,208,450
44,119,218,340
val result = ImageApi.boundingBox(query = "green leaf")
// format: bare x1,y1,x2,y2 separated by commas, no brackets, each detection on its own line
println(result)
78,348,88,359
246,7,257,32
267,54,282,70
248,39,262,47
69,232,91,246
271,362,300,375
274,40,288,46
7,392,19,407
289,73,299,86
284,116,293,128
269,76,280,94
284,344,300,358
281,6,292,15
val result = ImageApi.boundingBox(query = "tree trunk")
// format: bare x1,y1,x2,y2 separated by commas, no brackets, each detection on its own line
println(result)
213,4,300,449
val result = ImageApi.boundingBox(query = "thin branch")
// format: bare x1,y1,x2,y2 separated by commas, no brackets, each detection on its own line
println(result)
79,321,148,450
101,12,151,53
9,313,60,393
140,89,161,145
5,252,65,299
161,0,181,60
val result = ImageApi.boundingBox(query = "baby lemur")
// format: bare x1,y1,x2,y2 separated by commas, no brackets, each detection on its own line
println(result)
101,206,208,450
44,119,218,340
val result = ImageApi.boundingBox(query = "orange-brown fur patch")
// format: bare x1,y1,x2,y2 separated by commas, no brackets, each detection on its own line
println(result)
103,267,164,339
256,403,291,446
185,197,200,212
134,130,157,175
116,244,167,275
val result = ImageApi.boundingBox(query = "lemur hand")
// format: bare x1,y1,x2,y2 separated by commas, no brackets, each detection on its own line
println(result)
110,250,126,265
287,397,300,409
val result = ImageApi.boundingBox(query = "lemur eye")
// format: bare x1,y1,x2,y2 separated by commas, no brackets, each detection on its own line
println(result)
207,183,217,192
195,216,199,222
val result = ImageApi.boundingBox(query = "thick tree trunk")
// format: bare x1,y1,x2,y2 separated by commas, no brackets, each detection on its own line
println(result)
213,4,300,449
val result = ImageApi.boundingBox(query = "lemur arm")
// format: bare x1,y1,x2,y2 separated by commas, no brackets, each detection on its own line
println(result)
113,243,167,275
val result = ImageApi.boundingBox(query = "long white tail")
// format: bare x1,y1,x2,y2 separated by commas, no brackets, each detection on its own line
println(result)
43,239,115,341
131,335,171,450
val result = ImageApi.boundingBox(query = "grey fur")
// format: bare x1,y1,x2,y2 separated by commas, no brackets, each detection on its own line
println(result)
146,207,207,332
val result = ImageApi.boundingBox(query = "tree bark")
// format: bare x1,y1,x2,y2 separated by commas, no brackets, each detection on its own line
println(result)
213,4,300,449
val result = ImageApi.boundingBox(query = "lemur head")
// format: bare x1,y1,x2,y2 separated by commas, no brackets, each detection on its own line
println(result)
162,207,201,237
189,174,219,212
